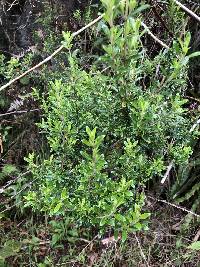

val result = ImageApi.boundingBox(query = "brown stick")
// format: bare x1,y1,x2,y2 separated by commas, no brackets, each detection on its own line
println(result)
134,234,150,267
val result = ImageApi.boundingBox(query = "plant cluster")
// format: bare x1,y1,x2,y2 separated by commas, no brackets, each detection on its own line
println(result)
20,0,199,240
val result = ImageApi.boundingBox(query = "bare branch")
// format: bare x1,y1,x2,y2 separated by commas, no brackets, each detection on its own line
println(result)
189,118,200,133
141,22,170,49
148,195,200,218
0,108,41,118
174,0,200,23
161,161,173,184
0,170,30,194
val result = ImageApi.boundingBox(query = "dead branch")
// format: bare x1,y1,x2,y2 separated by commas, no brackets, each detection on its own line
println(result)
161,117,200,184
161,161,174,184
141,22,170,49
0,109,41,118
174,0,200,23
148,195,200,218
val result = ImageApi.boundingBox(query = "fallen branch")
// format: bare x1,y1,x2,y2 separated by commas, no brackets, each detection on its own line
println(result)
0,134,3,154
0,201,23,214
0,176,38,213
0,170,30,194
193,228,200,241
173,0,200,23
148,195,200,218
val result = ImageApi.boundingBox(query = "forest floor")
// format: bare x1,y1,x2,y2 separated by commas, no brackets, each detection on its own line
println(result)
0,194,199,266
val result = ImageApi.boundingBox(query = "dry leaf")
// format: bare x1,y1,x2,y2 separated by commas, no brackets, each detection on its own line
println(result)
101,235,121,246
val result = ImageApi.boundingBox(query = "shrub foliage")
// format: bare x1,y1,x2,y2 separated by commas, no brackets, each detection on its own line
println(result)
13,0,199,238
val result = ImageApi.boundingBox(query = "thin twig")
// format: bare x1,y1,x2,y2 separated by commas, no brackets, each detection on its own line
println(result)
189,118,200,133
0,14,104,92
0,177,38,212
148,195,200,218
0,109,41,118
141,22,170,49
7,0,18,11
134,233,150,267
161,161,173,184
185,95,200,104
173,0,200,23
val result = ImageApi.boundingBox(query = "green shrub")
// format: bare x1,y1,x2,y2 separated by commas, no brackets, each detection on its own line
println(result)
23,0,198,238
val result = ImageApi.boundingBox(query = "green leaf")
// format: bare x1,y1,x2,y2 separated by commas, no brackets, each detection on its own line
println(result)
62,31,73,49
61,188,67,200
122,230,127,242
125,191,133,197
188,241,200,250
95,135,105,146
100,218,107,226
86,126,92,136
132,4,150,16
0,240,21,260
54,202,62,213
90,128,97,141
135,222,142,230
52,234,61,246
82,139,92,147
31,236,40,245
188,51,200,59
114,230,119,241
0,213,5,220
115,214,126,222
140,213,150,220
